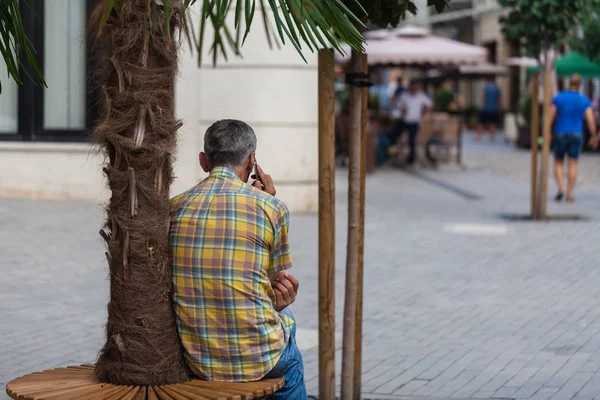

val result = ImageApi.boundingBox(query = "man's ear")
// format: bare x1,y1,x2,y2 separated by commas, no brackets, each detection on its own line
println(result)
199,152,211,173
249,152,256,171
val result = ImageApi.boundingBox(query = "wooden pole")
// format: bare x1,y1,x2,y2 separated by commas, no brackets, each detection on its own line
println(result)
318,49,336,400
530,73,540,219
539,66,553,219
353,52,368,400
341,49,363,400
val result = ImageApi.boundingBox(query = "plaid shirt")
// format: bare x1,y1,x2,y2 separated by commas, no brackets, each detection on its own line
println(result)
169,167,295,382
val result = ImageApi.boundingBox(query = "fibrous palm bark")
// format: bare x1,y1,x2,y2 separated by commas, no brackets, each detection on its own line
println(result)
90,0,188,386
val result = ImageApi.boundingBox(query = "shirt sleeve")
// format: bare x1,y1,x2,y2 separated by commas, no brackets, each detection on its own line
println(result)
552,95,560,107
268,204,293,275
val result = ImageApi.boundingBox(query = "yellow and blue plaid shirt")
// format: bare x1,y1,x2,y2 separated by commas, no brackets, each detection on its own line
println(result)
169,167,295,382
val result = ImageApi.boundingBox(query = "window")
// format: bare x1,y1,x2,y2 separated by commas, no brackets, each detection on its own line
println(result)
484,41,497,64
0,63,18,133
0,0,96,142
44,0,87,130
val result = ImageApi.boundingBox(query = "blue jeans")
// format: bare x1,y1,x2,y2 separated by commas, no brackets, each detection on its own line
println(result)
390,120,419,163
553,133,583,160
405,122,420,164
377,131,392,165
264,309,307,399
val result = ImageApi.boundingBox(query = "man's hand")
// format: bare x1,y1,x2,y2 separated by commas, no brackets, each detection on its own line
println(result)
589,134,599,150
252,165,276,196
271,271,299,311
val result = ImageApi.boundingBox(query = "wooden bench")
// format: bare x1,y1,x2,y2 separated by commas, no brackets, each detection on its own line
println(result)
6,364,284,400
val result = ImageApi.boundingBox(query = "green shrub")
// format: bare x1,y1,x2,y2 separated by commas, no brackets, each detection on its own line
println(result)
433,88,455,112
464,105,480,125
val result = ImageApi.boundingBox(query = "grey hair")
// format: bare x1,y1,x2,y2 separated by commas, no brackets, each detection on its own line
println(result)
203,119,257,167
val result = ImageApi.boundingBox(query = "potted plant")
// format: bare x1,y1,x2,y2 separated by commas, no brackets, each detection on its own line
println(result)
433,88,455,113
464,106,480,130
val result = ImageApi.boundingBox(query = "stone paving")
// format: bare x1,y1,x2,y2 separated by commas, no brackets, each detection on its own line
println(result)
463,132,600,190
2,138,600,399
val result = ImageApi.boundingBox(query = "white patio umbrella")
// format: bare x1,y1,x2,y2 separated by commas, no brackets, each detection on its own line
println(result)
336,26,487,67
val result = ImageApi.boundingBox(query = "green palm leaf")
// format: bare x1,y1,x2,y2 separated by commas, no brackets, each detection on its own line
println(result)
0,0,45,94
186,0,366,65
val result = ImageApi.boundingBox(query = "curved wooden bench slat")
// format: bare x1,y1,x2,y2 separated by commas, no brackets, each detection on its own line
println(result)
6,365,284,400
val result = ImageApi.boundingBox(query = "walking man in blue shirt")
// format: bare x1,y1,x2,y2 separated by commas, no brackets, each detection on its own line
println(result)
550,74,598,202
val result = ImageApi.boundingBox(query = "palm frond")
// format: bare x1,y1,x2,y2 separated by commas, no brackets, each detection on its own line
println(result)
0,0,45,94
186,0,366,66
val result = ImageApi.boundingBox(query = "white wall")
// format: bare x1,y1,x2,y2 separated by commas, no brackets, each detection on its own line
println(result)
173,4,319,212
0,142,107,201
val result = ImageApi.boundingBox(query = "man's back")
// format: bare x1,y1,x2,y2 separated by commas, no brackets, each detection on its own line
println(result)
553,90,591,135
483,83,500,112
170,167,294,382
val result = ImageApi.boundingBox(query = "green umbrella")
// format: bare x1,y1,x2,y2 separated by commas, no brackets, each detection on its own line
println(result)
527,52,600,77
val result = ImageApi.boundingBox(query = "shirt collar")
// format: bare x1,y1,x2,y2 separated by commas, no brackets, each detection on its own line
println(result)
210,166,241,180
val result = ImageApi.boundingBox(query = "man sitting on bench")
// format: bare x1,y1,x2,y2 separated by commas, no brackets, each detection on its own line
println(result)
169,119,306,399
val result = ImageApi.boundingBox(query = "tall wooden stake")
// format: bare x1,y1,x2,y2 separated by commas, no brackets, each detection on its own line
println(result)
318,49,336,400
353,52,368,400
341,49,364,400
539,66,553,218
530,73,540,219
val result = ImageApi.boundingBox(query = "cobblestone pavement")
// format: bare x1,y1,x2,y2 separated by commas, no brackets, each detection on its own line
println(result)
463,132,600,190
2,140,600,400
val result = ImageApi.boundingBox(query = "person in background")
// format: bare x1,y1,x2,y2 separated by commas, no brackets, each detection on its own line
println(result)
390,76,406,119
369,71,391,113
550,74,598,203
477,77,502,143
376,115,394,165
393,80,433,165
394,76,406,97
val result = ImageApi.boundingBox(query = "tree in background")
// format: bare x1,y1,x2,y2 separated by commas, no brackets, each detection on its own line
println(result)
499,0,588,219
345,0,448,27
499,0,588,68
571,1,600,64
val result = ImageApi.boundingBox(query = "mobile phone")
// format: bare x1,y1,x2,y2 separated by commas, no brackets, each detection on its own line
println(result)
251,159,260,185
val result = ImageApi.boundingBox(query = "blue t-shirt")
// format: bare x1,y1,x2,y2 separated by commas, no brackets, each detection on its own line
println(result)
552,91,592,135
483,83,501,112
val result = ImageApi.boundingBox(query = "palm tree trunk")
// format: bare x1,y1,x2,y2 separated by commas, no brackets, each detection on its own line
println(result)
90,0,188,386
